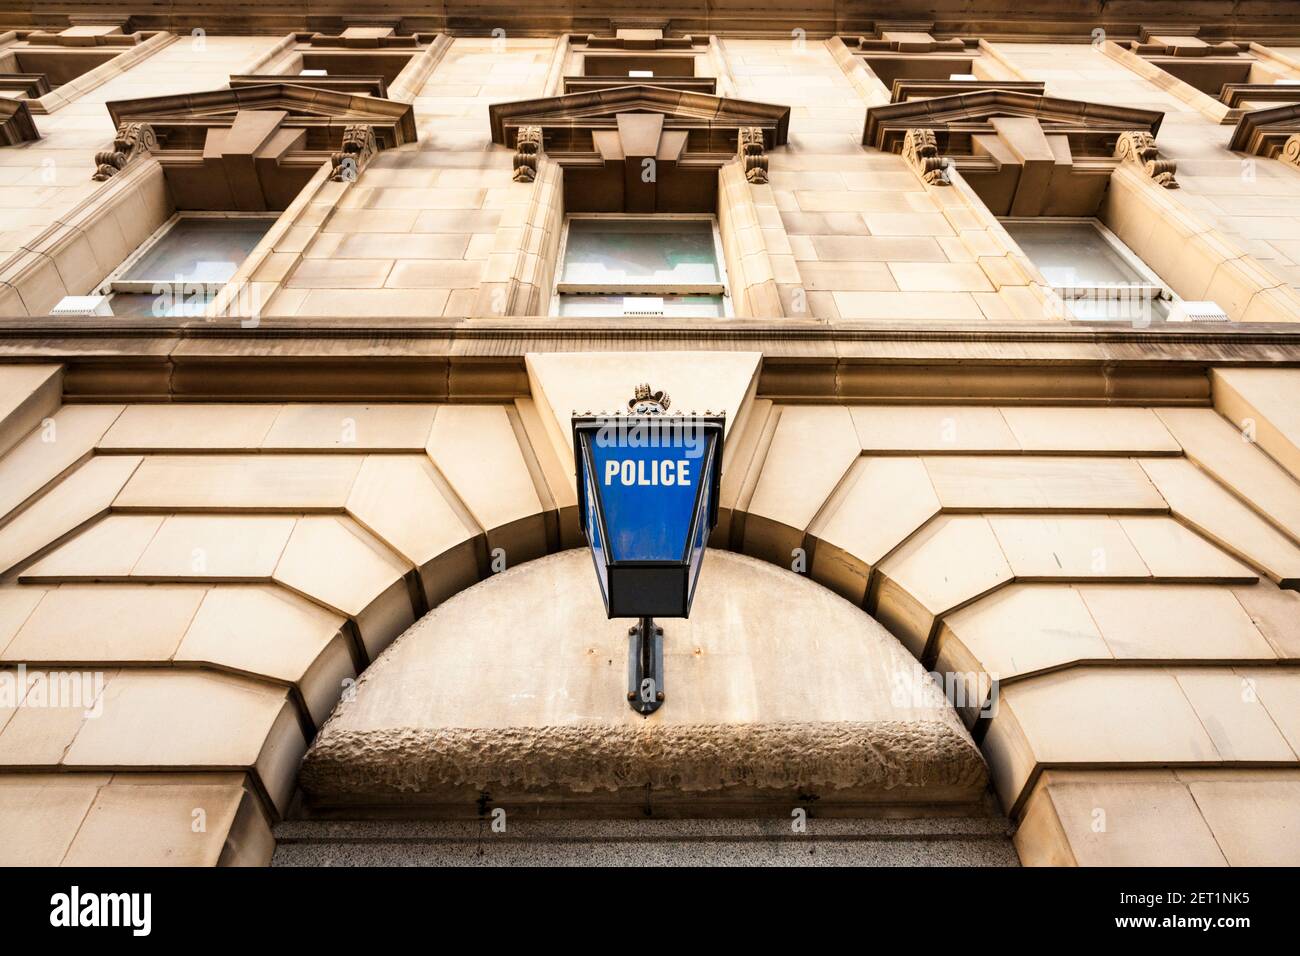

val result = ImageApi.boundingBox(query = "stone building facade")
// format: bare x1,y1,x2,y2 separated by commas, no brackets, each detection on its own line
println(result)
0,2,1299,866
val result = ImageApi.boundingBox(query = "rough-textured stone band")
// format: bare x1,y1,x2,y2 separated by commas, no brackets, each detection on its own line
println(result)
301,720,987,799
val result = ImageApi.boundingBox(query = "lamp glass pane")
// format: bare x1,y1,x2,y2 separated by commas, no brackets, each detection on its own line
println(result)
581,446,609,603
585,426,711,562
686,439,715,604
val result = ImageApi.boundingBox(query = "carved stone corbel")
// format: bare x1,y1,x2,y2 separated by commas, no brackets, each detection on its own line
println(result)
1116,130,1179,188
92,122,156,181
513,125,542,183
902,128,949,186
1281,134,1300,170
739,126,769,184
330,124,377,182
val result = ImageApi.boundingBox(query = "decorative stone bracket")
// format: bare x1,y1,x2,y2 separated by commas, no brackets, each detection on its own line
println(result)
92,122,156,181
513,126,542,183
1228,104,1300,171
1283,135,1300,170
0,99,40,147
330,125,378,183
738,127,768,184
1116,130,1179,188
902,128,949,186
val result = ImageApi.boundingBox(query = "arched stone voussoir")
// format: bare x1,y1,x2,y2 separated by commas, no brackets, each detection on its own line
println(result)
0,405,125,531
982,666,1300,818
806,457,942,607
0,582,354,728
0,365,62,462
271,515,419,664
16,512,423,669
0,771,276,867
868,512,1259,664
932,582,1286,730
300,549,989,815
740,405,861,568
345,453,483,610
0,668,307,819
425,404,551,569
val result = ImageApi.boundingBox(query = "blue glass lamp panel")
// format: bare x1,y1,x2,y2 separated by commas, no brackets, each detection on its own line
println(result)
586,437,705,562
580,441,610,601
685,439,716,606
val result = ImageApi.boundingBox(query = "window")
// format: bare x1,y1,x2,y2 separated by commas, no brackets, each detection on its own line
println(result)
563,40,715,94
861,53,976,86
297,51,415,85
98,214,274,317
583,54,696,78
553,216,730,318
1003,218,1176,322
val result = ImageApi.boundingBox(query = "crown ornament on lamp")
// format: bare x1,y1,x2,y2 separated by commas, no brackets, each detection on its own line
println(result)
628,383,671,414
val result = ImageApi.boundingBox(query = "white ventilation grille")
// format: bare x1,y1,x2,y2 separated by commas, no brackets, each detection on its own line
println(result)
623,295,664,317
51,295,112,316
1167,300,1231,323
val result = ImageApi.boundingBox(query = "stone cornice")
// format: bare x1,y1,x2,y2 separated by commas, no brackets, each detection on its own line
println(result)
5,316,1300,344
864,89,1165,150
106,83,418,146
3,319,1299,403
4,5,1300,41
488,85,790,151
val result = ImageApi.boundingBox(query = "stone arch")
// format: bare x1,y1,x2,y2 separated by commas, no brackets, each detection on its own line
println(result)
299,548,988,815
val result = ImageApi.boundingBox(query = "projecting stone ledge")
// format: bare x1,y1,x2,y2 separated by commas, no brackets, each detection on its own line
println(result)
302,720,985,804
299,550,988,813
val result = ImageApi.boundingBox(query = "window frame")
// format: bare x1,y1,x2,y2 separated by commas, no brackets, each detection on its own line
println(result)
1000,215,1180,322
550,213,732,317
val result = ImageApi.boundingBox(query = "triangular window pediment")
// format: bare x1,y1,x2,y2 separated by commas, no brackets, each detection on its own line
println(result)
866,90,1175,216
489,84,789,213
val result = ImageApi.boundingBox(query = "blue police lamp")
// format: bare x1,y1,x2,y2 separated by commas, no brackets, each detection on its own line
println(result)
573,384,724,716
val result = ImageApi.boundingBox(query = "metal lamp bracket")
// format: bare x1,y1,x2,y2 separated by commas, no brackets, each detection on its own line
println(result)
627,616,665,716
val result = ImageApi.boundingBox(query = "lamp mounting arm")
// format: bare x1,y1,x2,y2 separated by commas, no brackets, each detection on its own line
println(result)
627,616,665,716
